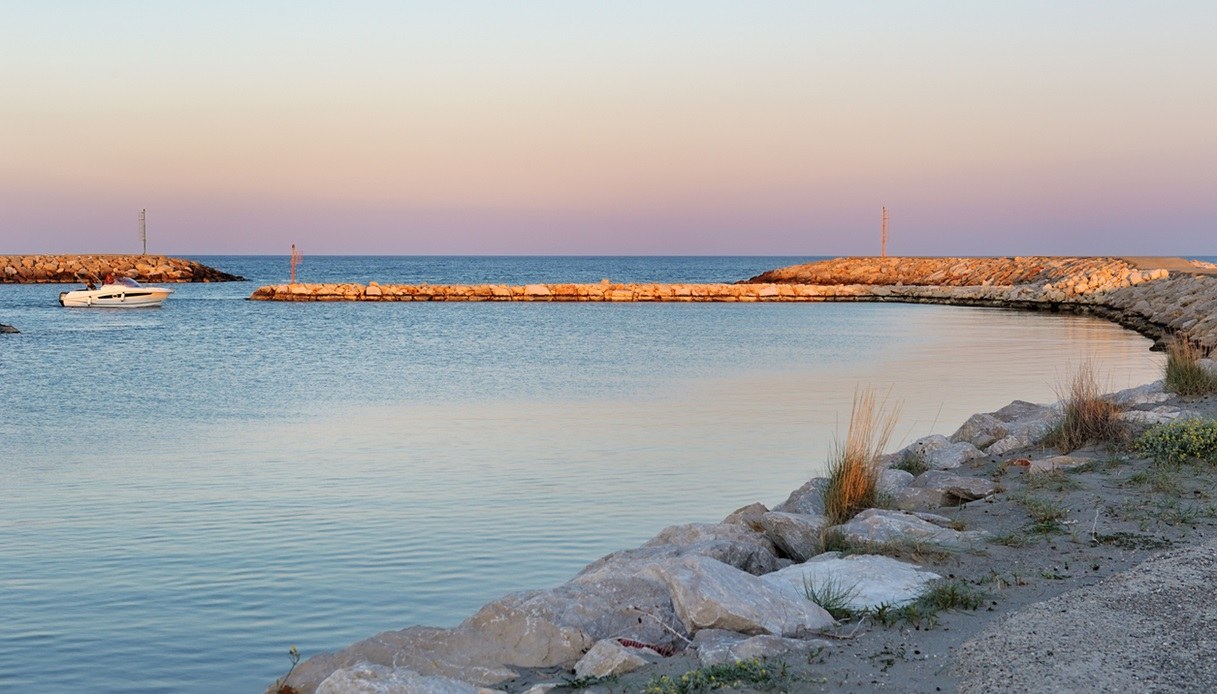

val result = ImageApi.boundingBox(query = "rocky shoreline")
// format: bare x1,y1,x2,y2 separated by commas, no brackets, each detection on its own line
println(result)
270,256,1217,694
0,254,244,283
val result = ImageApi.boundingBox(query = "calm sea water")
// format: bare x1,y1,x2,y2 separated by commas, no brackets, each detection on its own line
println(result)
0,256,1170,692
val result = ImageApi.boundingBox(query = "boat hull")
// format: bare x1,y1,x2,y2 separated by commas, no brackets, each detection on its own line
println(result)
59,285,173,308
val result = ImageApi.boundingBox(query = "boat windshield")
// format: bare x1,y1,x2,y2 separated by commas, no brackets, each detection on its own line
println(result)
116,277,142,288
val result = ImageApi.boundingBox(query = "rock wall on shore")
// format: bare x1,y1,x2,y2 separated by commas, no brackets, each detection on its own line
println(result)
248,256,1217,351
0,254,244,283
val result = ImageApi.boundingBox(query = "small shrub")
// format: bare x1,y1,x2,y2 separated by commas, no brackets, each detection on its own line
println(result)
1164,337,1217,396
1042,362,1128,452
1135,418,1217,466
918,579,987,611
1018,494,1068,533
823,389,901,524
644,658,787,693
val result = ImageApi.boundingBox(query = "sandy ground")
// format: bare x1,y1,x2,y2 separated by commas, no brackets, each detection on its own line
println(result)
499,390,1217,693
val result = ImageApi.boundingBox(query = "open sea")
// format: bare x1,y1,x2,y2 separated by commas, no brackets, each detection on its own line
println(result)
0,256,1173,692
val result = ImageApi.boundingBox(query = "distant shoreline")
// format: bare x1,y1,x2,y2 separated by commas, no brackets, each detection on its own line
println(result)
0,254,244,283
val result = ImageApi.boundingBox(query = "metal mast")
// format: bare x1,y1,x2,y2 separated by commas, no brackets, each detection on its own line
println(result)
140,209,147,255
881,206,888,257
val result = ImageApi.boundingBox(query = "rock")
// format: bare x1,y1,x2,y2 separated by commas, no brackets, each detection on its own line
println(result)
1110,381,1170,407
762,553,941,611
757,511,829,562
1027,455,1095,474
896,435,984,470
285,626,522,692
986,435,1036,456
364,284,382,297
889,487,952,511
878,468,914,494
911,470,998,501
950,413,1005,449
831,508,989,549
722,502,769,528
692,629,832,667
573,639,651,679
1119,406,1188,425
644,555,835,637
0,323,18,334
773,478,828,516
316,664,501,694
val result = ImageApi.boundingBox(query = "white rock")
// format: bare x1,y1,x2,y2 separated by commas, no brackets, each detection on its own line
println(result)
644,555,834,637
573,639,650,679
878,469,915,493
773,478,828,516
316,664,502,694
762,553,941,611
692,629,832,667
1110,381,1170,407
831,508,989,549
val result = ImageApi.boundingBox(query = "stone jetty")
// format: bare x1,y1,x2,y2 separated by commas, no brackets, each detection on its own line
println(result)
0,254,243,283
249,256,1217,351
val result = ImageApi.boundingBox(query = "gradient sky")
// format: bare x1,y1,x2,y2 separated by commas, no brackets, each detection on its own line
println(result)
1,1,1214,255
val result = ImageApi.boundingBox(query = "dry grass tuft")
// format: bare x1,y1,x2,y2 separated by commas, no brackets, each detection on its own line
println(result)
823,389,901,525
1164,337,1217,396
1043,362,1127,452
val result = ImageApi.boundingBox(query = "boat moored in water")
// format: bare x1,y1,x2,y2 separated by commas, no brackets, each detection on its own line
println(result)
59,277,173,308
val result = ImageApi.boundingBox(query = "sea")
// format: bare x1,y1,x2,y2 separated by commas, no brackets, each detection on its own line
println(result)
0,255,1176,692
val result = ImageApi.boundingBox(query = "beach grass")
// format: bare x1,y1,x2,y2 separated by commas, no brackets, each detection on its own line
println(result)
1164,337,1217,396
1043,362,1128,452
823,389,901,525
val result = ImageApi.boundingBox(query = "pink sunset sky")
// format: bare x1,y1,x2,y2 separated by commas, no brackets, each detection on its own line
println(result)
1,1,1214,256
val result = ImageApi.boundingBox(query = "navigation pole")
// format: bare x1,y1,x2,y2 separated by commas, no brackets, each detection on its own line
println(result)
881,206,888,257
140,209,147,255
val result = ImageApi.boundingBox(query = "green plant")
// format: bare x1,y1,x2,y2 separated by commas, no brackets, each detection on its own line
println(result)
1042,362,1128,452
1124,466,1182,494
918,579,987,611
1018,495,1068,533
892,450,930,476
1135,418,1217,466
1164,337,1217,396
803,576,860,620
272,646,301,694
823,389,901,524
1026,469,1081,492
644,658,787,693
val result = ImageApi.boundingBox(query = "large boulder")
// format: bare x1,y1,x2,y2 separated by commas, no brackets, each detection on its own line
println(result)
773,478,829,516
950,400,1057,452
756,511,829,562
762,553,941,610
316,664,501,694
895,435,985,470
831,508,989,549
910,470,998,502
644,555,835,637
578,522,785,578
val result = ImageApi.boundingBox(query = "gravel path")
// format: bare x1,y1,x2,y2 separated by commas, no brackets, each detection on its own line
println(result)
954,537,1217,692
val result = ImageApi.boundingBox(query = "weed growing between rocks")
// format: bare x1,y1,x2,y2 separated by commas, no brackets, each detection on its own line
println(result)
802,576,860,621
643,658,789,693
823,389,900,525
1042,362,1129,452
1164,337,1217,396
891,450,930,476
272,645,300,694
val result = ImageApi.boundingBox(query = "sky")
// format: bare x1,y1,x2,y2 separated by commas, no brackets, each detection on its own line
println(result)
1,1,1214,256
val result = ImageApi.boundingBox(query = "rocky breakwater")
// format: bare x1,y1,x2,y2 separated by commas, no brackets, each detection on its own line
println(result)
0,254,243,283
748,255,1217,351
248,281,858,303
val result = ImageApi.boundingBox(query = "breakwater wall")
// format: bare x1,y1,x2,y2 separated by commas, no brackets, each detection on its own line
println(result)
248,256,1217,351
0,254,243,283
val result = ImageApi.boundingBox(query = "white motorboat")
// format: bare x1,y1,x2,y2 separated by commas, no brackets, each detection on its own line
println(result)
59,277,173,308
